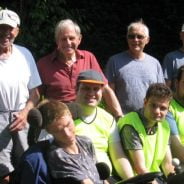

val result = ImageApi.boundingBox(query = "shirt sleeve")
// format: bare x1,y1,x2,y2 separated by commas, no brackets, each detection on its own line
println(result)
166,112,179,135
162,54,173,80
108,119,121,143
120,124,143,150
105,57,115,83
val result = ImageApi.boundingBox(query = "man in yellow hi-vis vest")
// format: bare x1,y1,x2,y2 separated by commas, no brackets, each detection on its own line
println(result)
167,65,184,163
118,83,174,183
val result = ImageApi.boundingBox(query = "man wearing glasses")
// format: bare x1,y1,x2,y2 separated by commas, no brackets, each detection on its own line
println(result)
105,20,164,114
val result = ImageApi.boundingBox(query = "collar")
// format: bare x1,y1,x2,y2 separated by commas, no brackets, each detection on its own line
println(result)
51,49,84,63
137,108,158,135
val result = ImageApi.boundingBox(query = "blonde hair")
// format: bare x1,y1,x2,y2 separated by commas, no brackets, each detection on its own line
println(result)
38,99,71,128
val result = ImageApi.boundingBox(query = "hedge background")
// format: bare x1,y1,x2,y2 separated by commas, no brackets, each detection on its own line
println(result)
1,0,184,69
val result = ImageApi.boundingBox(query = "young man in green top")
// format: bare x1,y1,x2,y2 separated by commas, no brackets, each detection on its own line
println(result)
118,83,174,183
72,69,134,183
166,65,184,163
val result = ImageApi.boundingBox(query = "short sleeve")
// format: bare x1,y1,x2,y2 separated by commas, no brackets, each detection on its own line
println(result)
166,112,179,135
162,54,173,80
108,119,121,143
120,124,143,150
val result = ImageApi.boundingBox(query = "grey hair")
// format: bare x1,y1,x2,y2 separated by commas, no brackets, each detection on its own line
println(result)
127,20,149,37
55,19,81,41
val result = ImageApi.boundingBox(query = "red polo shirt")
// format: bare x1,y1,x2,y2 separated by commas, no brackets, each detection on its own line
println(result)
37,49,107,102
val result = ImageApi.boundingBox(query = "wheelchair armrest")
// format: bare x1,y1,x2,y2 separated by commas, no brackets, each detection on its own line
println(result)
116,172,163,184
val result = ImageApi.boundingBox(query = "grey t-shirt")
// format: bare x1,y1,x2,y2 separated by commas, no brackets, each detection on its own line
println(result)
105,51,164,114
47,135,102,184
120,110,170,151
162,49,184,81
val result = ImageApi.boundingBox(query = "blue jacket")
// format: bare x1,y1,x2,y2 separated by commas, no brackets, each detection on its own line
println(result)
17,141,52,184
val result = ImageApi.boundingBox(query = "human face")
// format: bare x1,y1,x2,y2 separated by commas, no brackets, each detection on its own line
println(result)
76,83,103,107
143,96,170,125
127,26,149,54
46,115,76,146
0,24,19,49
56,25,81,58
175,72,184,105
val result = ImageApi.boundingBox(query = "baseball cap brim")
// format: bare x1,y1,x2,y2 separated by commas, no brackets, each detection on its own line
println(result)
0,20,17,28
78,79,104,85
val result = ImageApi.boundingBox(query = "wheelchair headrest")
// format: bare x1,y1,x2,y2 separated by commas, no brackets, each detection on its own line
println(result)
27,108,43,128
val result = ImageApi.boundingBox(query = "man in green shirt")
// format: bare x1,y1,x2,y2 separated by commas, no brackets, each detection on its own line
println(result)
118,83,174,183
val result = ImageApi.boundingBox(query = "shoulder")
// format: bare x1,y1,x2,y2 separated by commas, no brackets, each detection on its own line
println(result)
37,51,55,66
13,44,33,56
77,49,96,58
108,51,126,61
164,50,180,58
97,107,114,118
144,53,160,63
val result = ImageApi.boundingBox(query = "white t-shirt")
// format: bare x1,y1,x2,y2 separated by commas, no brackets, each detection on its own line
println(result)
0,44,41,111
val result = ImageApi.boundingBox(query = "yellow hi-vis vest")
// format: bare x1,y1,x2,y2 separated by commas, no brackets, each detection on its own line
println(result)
74,107,114,172
169,99,184,144
118,112,170,173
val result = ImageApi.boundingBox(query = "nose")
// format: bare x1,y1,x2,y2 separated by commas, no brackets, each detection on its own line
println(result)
154,107,160,115
65,38,72,45
63,127,72,137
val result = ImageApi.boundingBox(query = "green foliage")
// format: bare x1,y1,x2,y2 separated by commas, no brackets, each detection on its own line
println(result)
2,0,184,65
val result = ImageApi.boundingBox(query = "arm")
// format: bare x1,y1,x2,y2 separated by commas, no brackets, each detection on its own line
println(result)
108,122,134,179
129,149,149,174
9,87,40,132
161,145,175,176
166,112,184,161
109,141,134,179
171,135,184,163
102,84,123,118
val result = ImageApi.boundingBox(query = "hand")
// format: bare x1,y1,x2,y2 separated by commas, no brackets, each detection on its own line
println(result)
81,178,94,184
149,179,159,184
9,109,28,132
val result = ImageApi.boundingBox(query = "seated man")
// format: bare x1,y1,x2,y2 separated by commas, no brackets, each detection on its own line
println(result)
72,70,134,182
118,83,174,183
166,65,184,163
17,100,103,184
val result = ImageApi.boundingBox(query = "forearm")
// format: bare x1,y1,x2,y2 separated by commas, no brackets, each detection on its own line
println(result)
161,147,174,177
109,141,134,179
102,85,123,118
24,88,40,112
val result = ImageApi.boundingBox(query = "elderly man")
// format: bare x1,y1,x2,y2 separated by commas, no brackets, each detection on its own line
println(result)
118,83,174,183
166,65,184,163
37,19,123,119
105,20,164,114
0,9,41,183
162,23,184,90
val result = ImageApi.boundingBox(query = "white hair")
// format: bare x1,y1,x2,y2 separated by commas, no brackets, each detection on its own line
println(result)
127,20,149,37
55,19,81,41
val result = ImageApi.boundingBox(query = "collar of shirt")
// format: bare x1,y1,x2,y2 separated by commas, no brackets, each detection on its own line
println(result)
50,49,84,63
137,108,158,135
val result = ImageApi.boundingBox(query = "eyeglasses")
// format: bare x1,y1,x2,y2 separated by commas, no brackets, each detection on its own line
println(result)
127,34,145,40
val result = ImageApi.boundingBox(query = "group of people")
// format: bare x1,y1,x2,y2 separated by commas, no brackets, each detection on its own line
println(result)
0,7,184,184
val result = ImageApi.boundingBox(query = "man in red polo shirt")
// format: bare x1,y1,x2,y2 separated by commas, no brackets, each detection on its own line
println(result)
37,19,123,118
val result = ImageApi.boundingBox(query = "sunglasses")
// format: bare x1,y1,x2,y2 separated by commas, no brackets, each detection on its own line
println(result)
127,34,145,40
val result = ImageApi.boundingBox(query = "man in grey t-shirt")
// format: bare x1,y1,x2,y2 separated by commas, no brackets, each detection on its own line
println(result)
162,23,184,90
105,20,164,114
